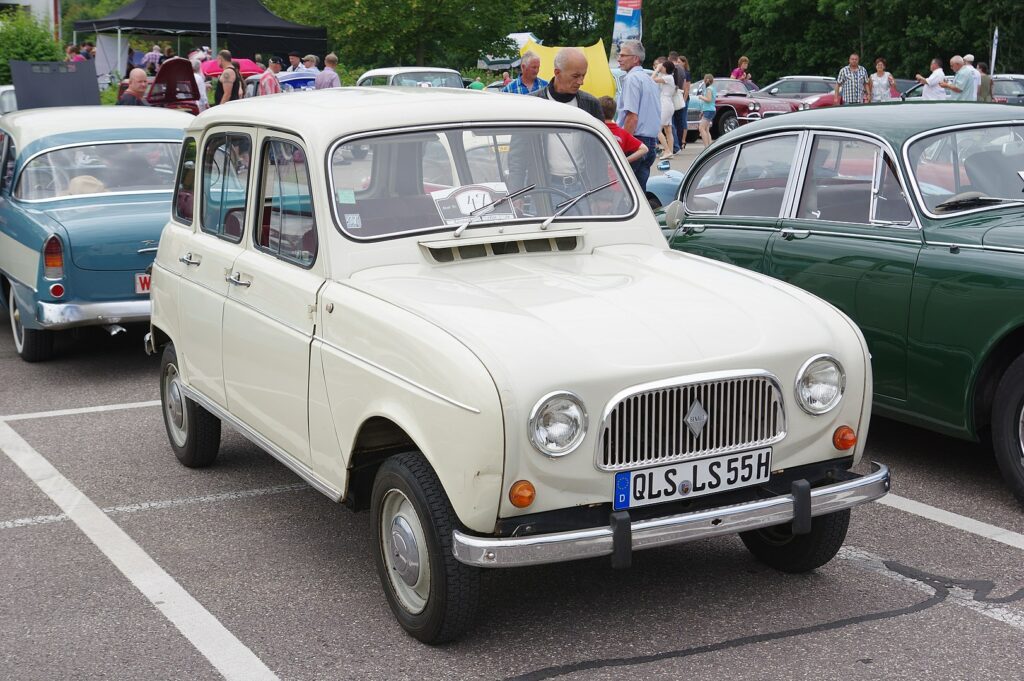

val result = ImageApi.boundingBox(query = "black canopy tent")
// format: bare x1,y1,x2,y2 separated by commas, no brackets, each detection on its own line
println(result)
73,0,327,63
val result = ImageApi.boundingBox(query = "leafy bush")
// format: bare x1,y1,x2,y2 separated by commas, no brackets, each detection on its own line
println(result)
0,10,65,85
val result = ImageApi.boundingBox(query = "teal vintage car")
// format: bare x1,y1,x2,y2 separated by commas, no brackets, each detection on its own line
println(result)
0,106,189,361
662,103,1024,502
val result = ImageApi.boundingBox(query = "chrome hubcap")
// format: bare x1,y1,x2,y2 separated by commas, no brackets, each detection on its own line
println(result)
390,516,420,587
168,382,184,430
163,363,188,447
8,286,24,353
1017,403,1024,466
380,489,430,614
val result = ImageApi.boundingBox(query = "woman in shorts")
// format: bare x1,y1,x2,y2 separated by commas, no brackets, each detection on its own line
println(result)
698,74,716,148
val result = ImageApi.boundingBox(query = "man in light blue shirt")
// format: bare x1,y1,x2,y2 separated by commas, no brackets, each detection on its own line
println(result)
615,40,661,190
943,55,976,101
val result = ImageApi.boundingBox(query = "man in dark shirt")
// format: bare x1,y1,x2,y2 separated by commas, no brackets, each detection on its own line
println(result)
117,69,150,106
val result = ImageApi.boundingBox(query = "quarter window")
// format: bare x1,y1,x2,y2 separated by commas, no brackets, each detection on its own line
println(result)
721,135,797,218
684,148,736,214
255,139,317,267
173,137,197,224
201,132,251,242
1,142,12,192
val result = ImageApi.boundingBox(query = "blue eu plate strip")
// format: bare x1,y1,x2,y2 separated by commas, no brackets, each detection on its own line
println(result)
614,471,631,510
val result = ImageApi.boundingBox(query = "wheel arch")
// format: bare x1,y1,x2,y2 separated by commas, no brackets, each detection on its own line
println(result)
971,324,1024,436
345,416,419,512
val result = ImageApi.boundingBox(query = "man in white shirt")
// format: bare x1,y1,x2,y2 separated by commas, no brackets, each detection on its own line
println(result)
964,54,981,99
916,58,947,100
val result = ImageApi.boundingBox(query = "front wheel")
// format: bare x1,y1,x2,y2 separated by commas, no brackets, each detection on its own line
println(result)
371,453,479,644
740,509,850,573
160,343,221,468
991,354,1024,504
8,282,53,362
716,111,738,137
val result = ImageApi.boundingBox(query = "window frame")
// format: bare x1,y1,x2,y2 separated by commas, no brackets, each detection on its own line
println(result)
252,135,318,269
172,136,197,225
199,129,254,243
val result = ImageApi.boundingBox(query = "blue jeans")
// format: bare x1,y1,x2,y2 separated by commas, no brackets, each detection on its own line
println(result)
630,136,658,191
671,106,687,152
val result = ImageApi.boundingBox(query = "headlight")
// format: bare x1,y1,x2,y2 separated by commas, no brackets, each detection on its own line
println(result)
795,355,845,415
799,102,811,110
529,391,588,457
749,101,760,111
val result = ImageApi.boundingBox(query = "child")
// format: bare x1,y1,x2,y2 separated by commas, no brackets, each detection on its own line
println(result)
599,96,649,164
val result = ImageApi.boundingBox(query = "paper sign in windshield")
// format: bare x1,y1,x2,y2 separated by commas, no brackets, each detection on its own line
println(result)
430,183,517,226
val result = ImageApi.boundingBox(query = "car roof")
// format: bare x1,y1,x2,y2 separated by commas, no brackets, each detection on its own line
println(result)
992,74,1024,79
359,67,461,77
188,87,603,146
0,106,191,150
773,75,835,81
727,102,1024,148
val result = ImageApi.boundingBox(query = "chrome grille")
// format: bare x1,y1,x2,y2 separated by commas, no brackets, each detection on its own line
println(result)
597,373,786,471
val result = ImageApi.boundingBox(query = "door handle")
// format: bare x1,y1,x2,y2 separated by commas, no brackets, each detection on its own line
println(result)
225,272,251,287
179,252,200,266
780,228,811,241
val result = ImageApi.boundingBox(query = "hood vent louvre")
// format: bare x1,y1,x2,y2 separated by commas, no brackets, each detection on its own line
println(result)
427,235,579,264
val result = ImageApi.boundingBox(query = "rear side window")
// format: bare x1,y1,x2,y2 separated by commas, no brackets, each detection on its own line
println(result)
201,132,251,242
173,137,197,224
255,139,317,267
721,135,798,218
684,148,736,213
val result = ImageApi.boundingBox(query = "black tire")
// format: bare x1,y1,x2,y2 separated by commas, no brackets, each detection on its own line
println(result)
8,282,53,362
160,343,221,468
371,452,479,644
740,509,850,573
991,354,1024,504
716,111,738,138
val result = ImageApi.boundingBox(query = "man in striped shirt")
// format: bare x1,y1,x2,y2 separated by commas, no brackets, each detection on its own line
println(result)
502,51,548,94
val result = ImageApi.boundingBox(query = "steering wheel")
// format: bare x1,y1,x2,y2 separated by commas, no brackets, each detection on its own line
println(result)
515,185,574,218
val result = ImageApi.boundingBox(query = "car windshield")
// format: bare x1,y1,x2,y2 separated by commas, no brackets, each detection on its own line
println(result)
329,125,635,239
908,124,1024,213
392,72,464,88
16,141,180,201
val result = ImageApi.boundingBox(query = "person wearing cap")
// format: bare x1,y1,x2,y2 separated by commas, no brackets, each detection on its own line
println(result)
286,51,303,72
315,53,341,89
259,57,283,96
302,54,320,73
964,54,981,99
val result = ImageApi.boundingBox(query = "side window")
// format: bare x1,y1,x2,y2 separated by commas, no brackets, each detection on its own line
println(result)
201,132,251,242
772,80,803,95
684,148,736,214
0,133,7,192
804,81,833,94
256,139,317,267
173,137,197,224
721,135,797,218
798,135,876,223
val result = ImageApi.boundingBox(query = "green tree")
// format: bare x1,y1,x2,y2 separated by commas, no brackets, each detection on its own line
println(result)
0,10,65,85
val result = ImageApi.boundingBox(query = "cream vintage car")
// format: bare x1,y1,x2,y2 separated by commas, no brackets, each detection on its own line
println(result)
147,88,890,643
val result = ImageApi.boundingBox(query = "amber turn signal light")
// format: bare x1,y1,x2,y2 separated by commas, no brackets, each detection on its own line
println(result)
509,480,536,508
833,426,857,450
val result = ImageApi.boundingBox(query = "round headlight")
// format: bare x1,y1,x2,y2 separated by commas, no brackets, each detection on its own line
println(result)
795,355,845,415
529,392,588,457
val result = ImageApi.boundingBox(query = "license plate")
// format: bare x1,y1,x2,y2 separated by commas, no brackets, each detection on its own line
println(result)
135,272,151,295
613,447,772,510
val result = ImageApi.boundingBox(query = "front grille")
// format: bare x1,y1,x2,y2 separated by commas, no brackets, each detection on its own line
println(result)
597,373,786,471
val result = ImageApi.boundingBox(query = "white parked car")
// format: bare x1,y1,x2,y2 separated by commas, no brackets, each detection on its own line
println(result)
355,66,464,88
148,88,889,643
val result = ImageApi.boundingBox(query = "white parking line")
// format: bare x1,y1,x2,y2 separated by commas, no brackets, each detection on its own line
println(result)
0,399,161,422
0,421,279,681
879,494,1024,551
0,483,310,529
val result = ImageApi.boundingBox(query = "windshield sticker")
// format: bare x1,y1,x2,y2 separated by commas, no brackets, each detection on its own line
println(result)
344,213,362,230
430,183,517,226
336,189,356,204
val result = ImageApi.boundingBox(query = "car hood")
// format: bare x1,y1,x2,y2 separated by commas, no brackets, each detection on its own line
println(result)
36,195,171,271
149,57,200,103
346,244,857,396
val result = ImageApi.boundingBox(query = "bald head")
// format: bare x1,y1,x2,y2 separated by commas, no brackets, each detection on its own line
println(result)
950,55,964,71
552,47,588,95
128,68,148,96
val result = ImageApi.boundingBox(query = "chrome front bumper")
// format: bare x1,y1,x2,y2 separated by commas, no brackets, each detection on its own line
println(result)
452,462,889,568
36,300,151,330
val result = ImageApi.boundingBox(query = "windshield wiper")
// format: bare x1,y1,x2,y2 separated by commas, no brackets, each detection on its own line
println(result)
452,184,536,237
934,195,1024,211
539,179,617,230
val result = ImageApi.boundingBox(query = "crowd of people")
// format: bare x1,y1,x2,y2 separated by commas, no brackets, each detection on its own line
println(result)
835,51,993,103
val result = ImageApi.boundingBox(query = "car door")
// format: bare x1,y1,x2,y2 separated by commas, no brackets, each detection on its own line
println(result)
177,127,254,407
768,132,921,401
221,132,324,465
669,132,801,272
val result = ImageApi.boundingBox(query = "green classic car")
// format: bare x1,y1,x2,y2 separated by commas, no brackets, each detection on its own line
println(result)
662,103,1024,502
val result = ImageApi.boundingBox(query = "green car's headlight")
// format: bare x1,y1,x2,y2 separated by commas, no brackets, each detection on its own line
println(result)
795,355,845,415
529,392,587,457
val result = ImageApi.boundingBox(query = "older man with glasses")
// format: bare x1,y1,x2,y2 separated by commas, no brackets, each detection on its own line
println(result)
615,40,661,190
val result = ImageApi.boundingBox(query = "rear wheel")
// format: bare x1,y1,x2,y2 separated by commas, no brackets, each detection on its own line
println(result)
371,453,479,644
160,343,221,468
991,354,1024,504
8,282,53,362
740,509,850,573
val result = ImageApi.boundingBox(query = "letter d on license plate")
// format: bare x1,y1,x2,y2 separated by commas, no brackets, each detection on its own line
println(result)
613,447,772,510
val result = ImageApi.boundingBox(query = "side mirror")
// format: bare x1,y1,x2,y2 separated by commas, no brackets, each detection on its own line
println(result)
664,200,685,230
769,87,779,95
656,159,671,172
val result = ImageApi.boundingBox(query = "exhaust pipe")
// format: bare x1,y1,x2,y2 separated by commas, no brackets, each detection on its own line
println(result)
103,324,127,336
